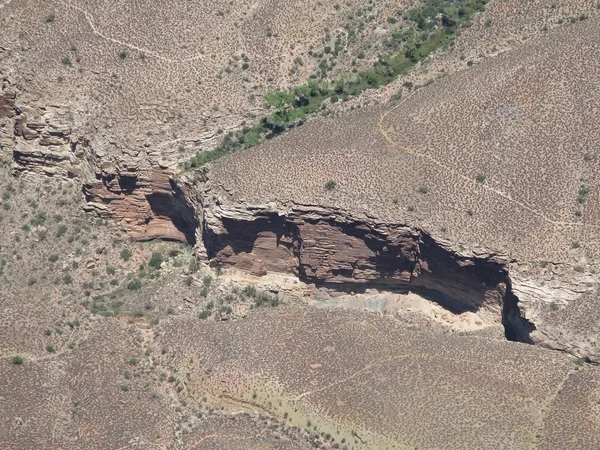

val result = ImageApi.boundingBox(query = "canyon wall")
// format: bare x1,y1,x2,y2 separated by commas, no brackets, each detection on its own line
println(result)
2,81,598,362
196,193,533,341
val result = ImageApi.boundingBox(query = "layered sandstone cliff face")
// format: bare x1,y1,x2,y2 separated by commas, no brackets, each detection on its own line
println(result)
189,169,600,363
1,80,598,364
1,78,197,243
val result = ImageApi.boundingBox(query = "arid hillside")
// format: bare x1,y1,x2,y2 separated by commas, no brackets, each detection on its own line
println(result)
200,16,600,362
2,0,600,449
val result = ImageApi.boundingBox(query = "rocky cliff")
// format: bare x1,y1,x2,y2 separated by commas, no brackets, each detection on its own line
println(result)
1,77,197,243
1,79,598,364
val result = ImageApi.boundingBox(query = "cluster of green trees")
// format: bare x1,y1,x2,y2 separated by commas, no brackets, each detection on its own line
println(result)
184,0,487,170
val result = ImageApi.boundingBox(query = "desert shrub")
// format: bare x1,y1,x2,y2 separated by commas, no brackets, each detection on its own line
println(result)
46,345,55,353
475,174,486,183
11,355,24,365
577,185,590,203
120,248,132,261
242,284,257,297
56,224,68,237
149,251,164,269
45,13,55,23
254,291,280,307
127,279,142,290
324,180,337,190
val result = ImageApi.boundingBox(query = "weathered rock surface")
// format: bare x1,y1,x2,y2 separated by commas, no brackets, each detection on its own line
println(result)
83,168,197,243
2,78,197,244
2,78,599,364
188,168,600,363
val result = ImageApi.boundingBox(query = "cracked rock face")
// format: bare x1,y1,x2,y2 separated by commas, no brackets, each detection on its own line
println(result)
2,60,600,364
190,169,599,363
2,79,597,362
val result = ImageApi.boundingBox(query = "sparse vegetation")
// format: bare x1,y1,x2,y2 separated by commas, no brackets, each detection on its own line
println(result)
184,0,489,170
149,251,164,270
577,185,589,203
325,180,337,190
127,279,142,290
120,248,132,261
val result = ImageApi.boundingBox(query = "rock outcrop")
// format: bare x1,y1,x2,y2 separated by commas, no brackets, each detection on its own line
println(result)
2,82,599,364
188,168,600,363
194,186,530,339
2,79,197,244
84,168,197,243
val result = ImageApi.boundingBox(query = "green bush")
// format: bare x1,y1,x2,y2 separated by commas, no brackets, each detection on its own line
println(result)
149,251,164,269
56,224,68,237
127,279,142,290
577,185,590,203
120,248,132,261
324,180,337,190
11,355,24,365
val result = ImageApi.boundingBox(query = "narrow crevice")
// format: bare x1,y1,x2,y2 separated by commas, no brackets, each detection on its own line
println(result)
502,279,536,343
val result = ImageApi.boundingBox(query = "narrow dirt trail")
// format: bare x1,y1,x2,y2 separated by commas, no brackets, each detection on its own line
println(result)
377,94,593,230
57,0,206,63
